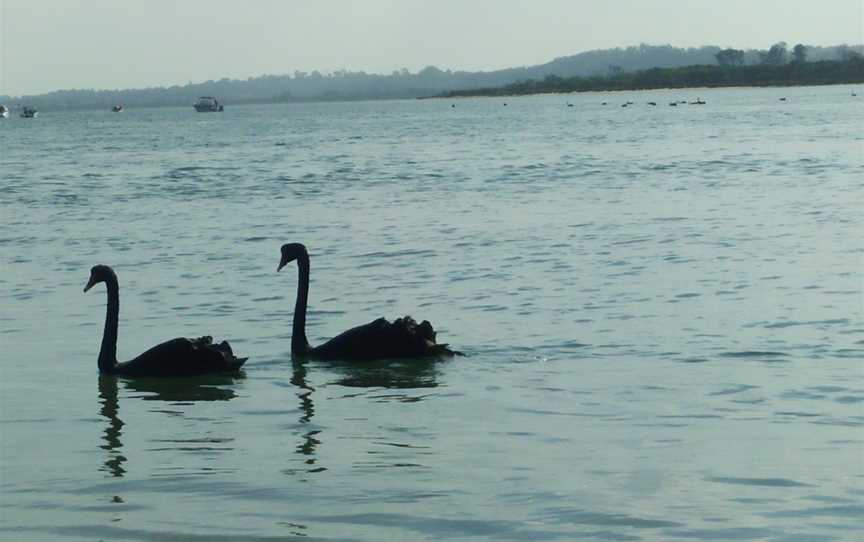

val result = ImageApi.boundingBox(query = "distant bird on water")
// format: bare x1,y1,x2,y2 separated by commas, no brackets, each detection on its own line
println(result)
277,243,460,361
84,265,247,376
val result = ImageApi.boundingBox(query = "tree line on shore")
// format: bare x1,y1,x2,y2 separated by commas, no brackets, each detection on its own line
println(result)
2,43,861,110
442,53,864,98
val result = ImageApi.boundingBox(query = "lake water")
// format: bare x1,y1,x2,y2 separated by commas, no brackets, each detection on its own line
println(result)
1,85,862,541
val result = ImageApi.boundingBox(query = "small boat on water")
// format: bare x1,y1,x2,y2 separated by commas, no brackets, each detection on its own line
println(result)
111,104,124,113
194,96,224,112
0,105,8,118
20,106,38,118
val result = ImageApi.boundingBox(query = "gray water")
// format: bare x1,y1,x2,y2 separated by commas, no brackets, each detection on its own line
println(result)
1,85,862,541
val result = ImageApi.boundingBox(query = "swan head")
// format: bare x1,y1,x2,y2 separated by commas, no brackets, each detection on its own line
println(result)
84,264,116,292
278,243,308,271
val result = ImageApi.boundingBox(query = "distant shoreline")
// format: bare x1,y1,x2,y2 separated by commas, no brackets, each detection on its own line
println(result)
11,70,864,116
427,58,864,99
2,80,860,113
6,42,864,112
418,80,860,100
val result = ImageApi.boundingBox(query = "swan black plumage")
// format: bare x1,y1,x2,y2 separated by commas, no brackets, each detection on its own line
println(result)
84,265,247,376
277,243,460,361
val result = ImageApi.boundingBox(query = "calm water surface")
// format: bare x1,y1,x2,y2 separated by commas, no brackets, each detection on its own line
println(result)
1,86,863,541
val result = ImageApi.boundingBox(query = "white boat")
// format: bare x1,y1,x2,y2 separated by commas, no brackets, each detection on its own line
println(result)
0,105,8,118
194,96,224,112
20,106,38,118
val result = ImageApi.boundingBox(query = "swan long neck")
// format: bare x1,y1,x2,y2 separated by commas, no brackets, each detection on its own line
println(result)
292,253,312,356
99,274,120,373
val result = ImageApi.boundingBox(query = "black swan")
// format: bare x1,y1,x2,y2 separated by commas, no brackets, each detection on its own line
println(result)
277,243,460,361
84,265,247,376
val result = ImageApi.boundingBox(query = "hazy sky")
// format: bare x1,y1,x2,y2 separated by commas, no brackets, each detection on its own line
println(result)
1,0,862,96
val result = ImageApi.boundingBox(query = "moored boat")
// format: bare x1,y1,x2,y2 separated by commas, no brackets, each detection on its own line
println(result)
20,106,38,118
194,96,224,112
111,104,123,112
0,105,8,118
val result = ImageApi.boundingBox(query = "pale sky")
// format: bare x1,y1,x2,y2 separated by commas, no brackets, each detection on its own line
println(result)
1,0,862,96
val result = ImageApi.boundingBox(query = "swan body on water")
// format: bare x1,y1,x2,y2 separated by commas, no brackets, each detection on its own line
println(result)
278,243,460,361
84,265,247,376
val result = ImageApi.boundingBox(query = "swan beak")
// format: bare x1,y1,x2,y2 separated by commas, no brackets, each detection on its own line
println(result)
277,261,286,272
83,276,97,292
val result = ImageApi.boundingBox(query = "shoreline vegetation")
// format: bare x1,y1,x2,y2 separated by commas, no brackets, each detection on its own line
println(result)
2,44,862,111
431,58,864,99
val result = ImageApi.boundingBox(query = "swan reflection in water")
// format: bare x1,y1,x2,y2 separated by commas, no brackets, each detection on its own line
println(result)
325,358,441,392
98,376,126,477
289,359,321,471
97,374,243,477
284,357,442,477
122,374,242,402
